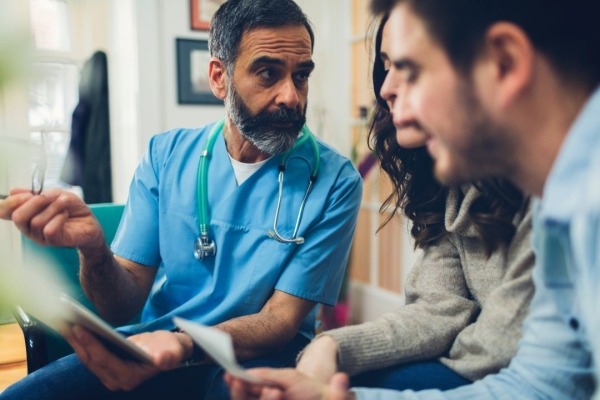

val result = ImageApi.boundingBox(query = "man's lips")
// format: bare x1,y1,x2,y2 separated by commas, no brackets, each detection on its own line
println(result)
270,122,294,128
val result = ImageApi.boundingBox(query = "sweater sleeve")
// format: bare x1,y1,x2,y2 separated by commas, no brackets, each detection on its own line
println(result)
440,208,534,380
324,234,479,376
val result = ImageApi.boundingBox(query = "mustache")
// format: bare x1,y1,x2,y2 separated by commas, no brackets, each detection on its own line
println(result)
254,106,305,126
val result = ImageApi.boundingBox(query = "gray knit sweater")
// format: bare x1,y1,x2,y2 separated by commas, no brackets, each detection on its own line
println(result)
321,186,534,381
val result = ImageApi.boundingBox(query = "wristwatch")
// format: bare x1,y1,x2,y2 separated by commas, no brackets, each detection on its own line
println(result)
172,327,206,366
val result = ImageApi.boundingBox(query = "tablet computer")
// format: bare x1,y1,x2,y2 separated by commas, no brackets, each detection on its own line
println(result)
55,294,154,364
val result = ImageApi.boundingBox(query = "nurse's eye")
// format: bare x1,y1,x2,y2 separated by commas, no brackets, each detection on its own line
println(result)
258,68,278,82
293,70,311,86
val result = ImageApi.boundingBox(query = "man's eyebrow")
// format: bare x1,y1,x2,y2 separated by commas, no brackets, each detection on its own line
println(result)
250,56,315,70
298,60,316,70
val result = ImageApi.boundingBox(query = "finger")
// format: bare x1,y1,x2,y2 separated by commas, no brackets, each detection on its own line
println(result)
27,193,74,241
9,188,33,196
0,191,34,220
67,326,131,390
62,325,92,363
65,326,123,390
224,372,235,388
259,387,283,400
230,378,258,400
11,195,54,239
245,368,299,387
328,373,350,400
40,210,69,246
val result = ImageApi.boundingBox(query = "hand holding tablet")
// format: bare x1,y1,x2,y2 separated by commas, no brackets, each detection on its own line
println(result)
58,294,153,364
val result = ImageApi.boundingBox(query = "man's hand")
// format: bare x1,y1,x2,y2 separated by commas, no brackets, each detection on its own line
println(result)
62,326,192,391
0,188,104,251
225,368,355,400
296,335,339,383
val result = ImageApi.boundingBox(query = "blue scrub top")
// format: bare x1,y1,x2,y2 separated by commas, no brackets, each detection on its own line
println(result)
112,121,362,338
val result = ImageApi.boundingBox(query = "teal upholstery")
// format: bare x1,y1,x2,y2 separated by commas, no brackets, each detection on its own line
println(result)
16,203,126,373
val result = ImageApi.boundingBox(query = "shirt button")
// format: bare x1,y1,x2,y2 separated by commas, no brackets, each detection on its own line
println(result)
569,318,579,330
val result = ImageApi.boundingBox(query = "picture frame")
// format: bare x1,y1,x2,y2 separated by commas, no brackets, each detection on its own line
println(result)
176,38,223,105
190,0,226,31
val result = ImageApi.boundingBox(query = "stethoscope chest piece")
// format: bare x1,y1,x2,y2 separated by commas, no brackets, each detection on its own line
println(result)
194,235,216,260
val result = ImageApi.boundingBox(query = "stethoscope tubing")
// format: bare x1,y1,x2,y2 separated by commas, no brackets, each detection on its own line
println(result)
194,118,319,259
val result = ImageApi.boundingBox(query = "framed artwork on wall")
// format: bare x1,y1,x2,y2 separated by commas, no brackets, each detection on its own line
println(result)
176,38,223,105
190,0,226,31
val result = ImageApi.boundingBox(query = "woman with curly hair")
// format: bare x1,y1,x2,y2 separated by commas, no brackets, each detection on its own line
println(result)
291,14,535,392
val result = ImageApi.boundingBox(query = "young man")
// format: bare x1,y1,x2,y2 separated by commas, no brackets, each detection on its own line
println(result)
226,0,600,398
0,0,362,399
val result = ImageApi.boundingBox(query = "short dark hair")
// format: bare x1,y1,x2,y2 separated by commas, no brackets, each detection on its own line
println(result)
209,0,315,73
371,0,600,89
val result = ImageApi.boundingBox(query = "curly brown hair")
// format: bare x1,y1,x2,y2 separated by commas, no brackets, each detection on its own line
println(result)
369,15,526,256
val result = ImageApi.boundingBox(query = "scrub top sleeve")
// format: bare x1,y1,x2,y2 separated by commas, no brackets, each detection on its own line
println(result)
275,165,362,306
111,135,163,267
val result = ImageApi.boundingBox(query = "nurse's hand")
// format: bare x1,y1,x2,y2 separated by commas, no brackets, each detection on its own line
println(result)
62,326,191,391
0,188,105,251
225,368,355,400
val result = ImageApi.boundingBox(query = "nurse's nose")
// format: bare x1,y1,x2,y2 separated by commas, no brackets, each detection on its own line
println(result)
276,77,300,109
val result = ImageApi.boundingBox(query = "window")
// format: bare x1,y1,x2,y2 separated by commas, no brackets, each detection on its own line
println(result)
28,0,78,190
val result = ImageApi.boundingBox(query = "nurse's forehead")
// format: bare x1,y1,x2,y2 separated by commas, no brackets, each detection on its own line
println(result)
238,25,312,59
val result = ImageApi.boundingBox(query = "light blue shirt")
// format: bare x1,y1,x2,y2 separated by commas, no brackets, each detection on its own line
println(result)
111,121,362,338
352,87,600,399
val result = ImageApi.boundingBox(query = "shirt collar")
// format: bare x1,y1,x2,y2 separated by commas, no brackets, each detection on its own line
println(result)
540,85,600,223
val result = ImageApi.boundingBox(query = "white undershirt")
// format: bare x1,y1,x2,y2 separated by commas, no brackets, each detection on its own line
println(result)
228,153,272,185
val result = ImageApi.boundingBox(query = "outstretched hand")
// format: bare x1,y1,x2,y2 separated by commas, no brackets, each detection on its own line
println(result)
225,368,355,400
0,188,104,250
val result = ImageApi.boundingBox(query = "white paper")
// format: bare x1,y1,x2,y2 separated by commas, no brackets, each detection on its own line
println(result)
173,317,264,384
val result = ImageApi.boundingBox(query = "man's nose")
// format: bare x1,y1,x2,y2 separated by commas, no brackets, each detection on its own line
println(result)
276,78,300,109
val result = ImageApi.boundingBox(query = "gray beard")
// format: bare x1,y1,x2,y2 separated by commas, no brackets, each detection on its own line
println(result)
226,81,306,155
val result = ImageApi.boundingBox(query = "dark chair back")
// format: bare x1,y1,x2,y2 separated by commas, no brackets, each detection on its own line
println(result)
15,203,125,373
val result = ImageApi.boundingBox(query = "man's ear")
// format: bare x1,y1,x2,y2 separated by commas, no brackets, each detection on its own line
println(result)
479,22,535,110
208,57,227,100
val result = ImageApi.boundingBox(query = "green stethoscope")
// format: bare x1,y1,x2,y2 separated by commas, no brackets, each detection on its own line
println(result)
194,118,321,260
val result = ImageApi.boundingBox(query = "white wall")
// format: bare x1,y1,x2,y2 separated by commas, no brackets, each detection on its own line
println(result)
297,0,352,155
